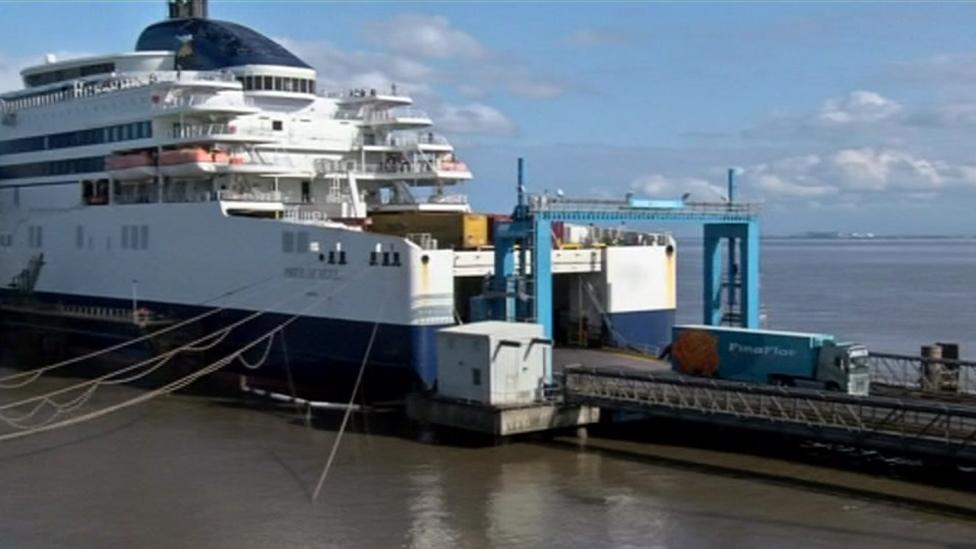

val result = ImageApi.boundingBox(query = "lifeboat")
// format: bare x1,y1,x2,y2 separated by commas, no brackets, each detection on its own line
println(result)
105,152,155,180
437,159,469,172
158,147,229,177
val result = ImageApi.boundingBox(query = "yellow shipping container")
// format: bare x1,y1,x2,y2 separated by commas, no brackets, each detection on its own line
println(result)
369,212,488,249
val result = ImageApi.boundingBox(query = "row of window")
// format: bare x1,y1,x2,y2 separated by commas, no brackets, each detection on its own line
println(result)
282,230,310,254
28,225,43,249
237,75,316,94
0,225,151,251
24,62,116,88
0,121,152,156
0,156,105,180
121,225,150,251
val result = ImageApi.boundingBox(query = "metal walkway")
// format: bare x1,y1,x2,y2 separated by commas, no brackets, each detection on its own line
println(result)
563,366,976,462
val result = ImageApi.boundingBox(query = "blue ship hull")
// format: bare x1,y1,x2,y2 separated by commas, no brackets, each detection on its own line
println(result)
1,290,444,400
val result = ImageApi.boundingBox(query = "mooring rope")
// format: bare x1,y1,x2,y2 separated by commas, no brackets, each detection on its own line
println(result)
0,263,373,439
312,293,387,501
238,332,277,370
0,257,324,389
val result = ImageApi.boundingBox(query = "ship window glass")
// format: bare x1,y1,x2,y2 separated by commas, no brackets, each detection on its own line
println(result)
23,62,114,88
298,79,307,93
272,120,283,131
76,226,84,249
472,368,481,386
296,231,309,253
263,76,272,90
283,78,293,92
308,80,316,94
273,77,282,91
0,155,106,180
121,226,130,249
0,120,151,159
244,76,253,90
282,231,294,253
140,225,149,250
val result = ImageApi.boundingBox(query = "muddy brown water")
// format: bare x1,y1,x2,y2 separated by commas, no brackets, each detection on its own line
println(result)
0,378,974,549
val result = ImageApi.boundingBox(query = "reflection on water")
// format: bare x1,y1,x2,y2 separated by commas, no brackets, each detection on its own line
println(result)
0,385,972,548
407,465,457,548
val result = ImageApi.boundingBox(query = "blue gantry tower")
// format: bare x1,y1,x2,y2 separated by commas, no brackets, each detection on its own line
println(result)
477,160,760,382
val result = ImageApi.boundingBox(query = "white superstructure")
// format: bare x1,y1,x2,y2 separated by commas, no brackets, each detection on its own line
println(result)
0,2,676,390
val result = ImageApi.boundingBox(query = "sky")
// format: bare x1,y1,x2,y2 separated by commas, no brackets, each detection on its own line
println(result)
2,1,976,234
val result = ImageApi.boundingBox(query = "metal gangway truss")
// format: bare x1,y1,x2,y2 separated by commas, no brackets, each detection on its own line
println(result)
867,352,976,396
563,367,976,462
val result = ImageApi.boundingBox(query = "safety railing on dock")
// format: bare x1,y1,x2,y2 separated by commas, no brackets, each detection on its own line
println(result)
867,352,976,396
563,367,976,461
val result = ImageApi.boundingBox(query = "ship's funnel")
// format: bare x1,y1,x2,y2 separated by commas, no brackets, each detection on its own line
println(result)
168,0,207,19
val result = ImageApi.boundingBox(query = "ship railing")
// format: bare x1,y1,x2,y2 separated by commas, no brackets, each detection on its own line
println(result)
427,193,469,205
355,132,451,148
162,191,213,204
406,233,439,250
217,189,283,202
152,93,255,112
320,159,469,176
165,123,273,140
324,87,410,100
530,196,760,216
362,108,431,123
0,70,239,113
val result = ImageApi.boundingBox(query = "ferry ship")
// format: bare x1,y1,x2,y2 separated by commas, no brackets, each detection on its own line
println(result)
0,0,676,396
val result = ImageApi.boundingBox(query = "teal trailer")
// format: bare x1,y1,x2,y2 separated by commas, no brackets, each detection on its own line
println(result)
670,325,870,395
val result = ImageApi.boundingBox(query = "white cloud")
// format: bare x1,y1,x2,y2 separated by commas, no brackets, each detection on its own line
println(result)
818,90,903,125
279,38,436,99
366,14,486,59
435,103,516,136
891,53,976,84
635,145,971,205
906,101,976,128
362,13,568,100
630,174,725,200
0,55,22,92
744,155,837,198
829,148,943,190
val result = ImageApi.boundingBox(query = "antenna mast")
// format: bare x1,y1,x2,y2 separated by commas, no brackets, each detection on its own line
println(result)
168,0,208,19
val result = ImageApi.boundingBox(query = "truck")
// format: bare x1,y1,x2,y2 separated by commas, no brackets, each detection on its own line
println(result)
669,325,870,396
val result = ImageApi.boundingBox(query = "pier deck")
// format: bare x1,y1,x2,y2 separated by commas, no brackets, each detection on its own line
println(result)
563,365,976,462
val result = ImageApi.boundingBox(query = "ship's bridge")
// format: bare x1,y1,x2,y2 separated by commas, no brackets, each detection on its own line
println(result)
136,17,317,97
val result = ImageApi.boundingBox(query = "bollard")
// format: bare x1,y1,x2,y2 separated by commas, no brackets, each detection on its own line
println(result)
936,342,961,393
921,344,943,393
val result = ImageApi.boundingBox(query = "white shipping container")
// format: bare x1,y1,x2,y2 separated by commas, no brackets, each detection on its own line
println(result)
436,321,550,405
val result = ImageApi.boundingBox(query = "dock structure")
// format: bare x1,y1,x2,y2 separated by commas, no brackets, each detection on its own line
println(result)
484,160,761,384
563,365,976,462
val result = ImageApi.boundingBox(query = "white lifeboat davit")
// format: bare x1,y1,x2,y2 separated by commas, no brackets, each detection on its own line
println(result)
105,152,156,180
158,147,229,177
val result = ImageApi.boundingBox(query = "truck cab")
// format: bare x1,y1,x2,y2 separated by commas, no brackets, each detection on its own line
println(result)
817,342,871,396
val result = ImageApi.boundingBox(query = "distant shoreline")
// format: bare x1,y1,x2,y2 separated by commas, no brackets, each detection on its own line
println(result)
767,235,976,240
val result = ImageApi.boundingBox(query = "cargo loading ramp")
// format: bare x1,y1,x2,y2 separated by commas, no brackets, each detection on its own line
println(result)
563,366,976,462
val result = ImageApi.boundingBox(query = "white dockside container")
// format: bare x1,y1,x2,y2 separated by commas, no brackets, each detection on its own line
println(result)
436,321,551,405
